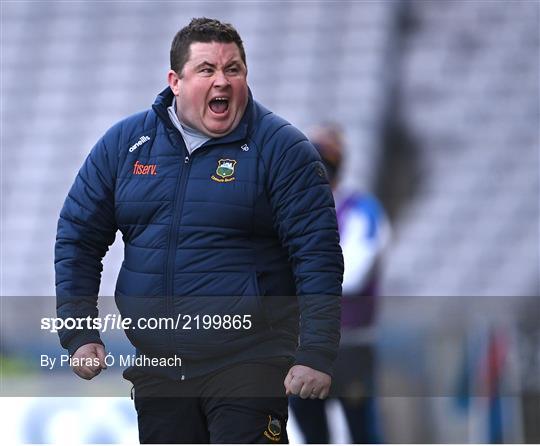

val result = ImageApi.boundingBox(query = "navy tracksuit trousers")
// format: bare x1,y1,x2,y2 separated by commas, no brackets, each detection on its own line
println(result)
129,359,290,444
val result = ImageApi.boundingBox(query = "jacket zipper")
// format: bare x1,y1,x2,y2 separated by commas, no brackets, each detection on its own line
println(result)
165,147,191,381
162,136,239,380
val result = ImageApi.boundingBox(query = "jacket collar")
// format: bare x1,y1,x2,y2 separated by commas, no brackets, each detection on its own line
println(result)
152,86,253,146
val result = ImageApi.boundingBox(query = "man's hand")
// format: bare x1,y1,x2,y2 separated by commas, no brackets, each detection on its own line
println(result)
284,365,331,399
71,343,107,380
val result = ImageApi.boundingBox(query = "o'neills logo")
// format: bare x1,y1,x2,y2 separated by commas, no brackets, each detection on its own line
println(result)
129,135,151,152
133,160,157,175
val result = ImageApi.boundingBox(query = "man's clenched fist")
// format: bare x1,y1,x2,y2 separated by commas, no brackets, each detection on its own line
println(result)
284,365,331,399
71,343,107,380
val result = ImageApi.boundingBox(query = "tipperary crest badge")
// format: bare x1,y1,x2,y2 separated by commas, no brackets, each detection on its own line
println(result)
263,415,282,442
211,159,237,183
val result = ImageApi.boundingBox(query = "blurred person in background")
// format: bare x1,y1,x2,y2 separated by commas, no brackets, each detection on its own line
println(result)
54,18,343,444
290,123,390,444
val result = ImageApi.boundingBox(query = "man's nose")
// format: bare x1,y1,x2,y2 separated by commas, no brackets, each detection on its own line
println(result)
213,70,231,87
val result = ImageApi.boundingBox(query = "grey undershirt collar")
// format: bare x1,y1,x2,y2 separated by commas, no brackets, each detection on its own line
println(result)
167,97,211,154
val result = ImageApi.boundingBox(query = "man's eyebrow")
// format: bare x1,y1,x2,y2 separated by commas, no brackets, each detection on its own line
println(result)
194,59,243,70
195,61,216,69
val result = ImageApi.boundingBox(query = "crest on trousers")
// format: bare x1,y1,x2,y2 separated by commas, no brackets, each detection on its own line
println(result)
211,159,237,183
263,415,282,442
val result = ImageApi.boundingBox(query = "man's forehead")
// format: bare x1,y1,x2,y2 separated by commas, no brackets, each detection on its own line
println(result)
187,41,243,65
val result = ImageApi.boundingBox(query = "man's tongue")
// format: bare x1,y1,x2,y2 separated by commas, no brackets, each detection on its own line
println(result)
209,99,228,114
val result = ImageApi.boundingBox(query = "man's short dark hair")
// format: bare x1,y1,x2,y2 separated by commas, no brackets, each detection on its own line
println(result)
170,17,246,76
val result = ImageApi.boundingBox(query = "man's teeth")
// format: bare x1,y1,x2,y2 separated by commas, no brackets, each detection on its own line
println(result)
209,98,229,113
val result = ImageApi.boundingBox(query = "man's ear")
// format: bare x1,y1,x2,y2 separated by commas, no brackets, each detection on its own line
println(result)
167,70,181,96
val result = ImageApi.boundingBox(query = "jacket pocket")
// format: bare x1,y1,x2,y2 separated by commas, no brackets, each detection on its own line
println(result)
250,271,272,329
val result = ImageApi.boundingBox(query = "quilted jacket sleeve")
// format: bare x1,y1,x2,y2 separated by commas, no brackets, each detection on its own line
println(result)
265,125,344,375
55,128,119,356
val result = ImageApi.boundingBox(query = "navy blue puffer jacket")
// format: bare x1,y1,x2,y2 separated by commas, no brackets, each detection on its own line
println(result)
55,87,343,379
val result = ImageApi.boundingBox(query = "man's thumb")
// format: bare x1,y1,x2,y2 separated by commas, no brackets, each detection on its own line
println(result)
95,345,107,369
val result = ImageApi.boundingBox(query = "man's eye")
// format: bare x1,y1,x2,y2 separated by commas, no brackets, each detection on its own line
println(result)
225,65,241,74
200,68,213,74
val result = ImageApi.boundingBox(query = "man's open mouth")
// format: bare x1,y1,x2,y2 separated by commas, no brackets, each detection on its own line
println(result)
209,97,229,114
